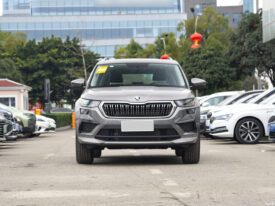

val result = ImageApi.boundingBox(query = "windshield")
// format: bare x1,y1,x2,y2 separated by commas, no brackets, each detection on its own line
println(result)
260,94,275,105
0,103,10,110
89,63,187,88
217,93,243,106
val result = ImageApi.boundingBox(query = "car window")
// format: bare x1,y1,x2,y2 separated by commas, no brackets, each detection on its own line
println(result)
206,96,229,106
89,63,187,88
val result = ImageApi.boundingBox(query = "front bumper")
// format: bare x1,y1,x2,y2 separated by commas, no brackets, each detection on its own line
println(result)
208,119,233,138
268,123,275,141
76,105,200,148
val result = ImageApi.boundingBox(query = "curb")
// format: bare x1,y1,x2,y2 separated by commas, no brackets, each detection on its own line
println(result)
56,126,73,131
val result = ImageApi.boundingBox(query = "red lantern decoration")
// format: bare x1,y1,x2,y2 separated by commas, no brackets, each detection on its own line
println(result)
160,54,171,59
191,44,201,49
190,32,203,49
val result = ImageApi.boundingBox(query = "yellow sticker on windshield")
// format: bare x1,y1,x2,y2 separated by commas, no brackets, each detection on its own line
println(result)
96,66,108,74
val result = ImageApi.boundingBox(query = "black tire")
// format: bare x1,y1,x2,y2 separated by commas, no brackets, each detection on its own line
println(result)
92,149,102,158
182,137,200,164
175,148,183,156
75,137,94,164
34,134,41,137
235,118,264,144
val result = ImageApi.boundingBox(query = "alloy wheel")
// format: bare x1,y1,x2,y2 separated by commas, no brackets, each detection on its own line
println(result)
239,121,260,143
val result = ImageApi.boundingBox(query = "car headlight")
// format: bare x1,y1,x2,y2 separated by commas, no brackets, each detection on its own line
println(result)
200,110,209,115
214,114,233,121
175,98,196,107
80,99,101,108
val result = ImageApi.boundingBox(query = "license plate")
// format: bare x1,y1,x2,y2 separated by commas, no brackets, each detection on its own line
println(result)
121,120,154,132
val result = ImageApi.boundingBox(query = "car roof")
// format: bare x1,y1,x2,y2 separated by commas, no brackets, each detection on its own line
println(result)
96,58,179,65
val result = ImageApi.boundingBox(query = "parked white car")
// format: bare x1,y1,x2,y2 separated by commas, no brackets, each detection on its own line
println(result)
208,90,275,144
199,91,241,108
201,90,263,120
34,115,56,136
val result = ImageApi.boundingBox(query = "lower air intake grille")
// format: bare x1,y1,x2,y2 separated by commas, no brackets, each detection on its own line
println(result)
0,123,5,138
102,103,173,117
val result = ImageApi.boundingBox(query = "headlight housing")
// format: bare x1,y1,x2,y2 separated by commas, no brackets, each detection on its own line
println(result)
175,98,196,107
200,110,209,115
80,99,101,108
214,114,233,121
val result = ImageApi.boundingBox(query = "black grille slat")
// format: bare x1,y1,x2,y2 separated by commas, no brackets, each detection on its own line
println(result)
103,103,173,117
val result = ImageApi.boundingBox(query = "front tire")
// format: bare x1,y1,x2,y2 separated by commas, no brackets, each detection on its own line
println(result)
182,137,200,164
235,118,263,144
76,137,94,164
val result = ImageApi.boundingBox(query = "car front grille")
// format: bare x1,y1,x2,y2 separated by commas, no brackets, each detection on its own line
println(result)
102,103,173,117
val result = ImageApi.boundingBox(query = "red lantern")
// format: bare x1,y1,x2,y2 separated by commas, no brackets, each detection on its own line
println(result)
191,44,201,49
160,54,171,59
190,32,202,49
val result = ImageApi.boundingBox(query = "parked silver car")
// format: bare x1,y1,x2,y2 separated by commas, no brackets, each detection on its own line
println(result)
72,58,206,164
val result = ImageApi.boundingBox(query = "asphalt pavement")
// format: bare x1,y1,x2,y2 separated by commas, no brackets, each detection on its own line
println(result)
1,130,275,206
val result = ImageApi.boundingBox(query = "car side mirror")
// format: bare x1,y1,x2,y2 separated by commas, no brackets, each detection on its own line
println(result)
202,102,210,107
191,78,207,89
71,78,85,88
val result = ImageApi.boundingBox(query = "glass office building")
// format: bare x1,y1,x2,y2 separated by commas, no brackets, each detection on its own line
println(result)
0,0,186,57
243,0,254,13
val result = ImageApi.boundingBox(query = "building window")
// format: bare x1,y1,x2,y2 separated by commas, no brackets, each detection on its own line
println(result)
0,97,16,108
222,13,228,19
232,13,241,24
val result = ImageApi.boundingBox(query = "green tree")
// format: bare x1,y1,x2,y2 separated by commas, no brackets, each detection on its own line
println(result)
13,36,99,105
228,11,275,86
177,7,237,93
0,58,23,82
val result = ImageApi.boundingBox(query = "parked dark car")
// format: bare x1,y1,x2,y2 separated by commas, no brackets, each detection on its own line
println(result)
0,108,20,140
0,114,7,141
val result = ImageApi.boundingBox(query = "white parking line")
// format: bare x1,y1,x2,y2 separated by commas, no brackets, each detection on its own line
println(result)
1,190,129,199
149,169,163,175
43,153,55,160
162,179,178,186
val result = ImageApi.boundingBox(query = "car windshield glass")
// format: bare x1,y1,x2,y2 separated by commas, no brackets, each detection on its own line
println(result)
89,63,187,88
217,93,242,106
260,94,275,105
0,103,9,110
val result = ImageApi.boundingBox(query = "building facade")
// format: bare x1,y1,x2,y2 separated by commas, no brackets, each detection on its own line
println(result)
184,0,243,29
0,0,186,57
0,79,31,110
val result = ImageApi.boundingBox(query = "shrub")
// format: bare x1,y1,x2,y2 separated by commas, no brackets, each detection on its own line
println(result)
43,113,72,128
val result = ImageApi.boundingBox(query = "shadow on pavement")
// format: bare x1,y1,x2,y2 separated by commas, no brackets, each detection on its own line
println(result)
94,155,183,165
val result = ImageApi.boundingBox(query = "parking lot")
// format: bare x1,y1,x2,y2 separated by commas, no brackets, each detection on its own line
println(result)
0,129,275,206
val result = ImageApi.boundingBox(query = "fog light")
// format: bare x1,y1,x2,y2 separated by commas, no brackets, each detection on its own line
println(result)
80,108,90,115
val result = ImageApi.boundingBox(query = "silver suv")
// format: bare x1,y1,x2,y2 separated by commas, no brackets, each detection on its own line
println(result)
72,58,206,164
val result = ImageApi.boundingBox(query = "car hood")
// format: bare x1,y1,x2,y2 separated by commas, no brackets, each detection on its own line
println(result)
81,86,193,102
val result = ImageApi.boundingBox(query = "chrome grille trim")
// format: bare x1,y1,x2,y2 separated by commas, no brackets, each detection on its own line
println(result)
102,102,174,118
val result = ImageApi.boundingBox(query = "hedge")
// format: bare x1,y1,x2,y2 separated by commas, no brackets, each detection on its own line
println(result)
43,113,72,128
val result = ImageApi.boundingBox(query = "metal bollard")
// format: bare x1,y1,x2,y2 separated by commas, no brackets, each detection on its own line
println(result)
72,111,75,129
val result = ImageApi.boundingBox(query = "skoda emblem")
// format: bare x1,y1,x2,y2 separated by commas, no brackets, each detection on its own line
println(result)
134,96,141,101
